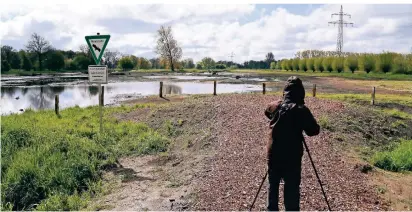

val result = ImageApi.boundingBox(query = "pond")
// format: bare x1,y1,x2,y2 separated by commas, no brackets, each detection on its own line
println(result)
1,80,264,115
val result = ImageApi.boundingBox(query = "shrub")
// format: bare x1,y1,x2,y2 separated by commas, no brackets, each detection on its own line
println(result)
299,58,307,72
359,54,375,73
322,57,333,72
314,57,324,72
373,140,412,172
215,64,226,69
73,55,92,70
45,51,65,71
292,58,300,71
306,58,315,72
376,52,396,73
332,57,344,73
280,60,287,70
196,63,202,69
118,57,134,71
345,55,358,73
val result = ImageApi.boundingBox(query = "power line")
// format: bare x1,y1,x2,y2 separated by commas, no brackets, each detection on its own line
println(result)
328,5,354,56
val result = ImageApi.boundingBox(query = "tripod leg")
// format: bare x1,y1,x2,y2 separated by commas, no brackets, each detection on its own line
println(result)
303,140,332,211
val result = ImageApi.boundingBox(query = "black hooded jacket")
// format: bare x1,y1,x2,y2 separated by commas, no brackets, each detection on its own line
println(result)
265,77,320,162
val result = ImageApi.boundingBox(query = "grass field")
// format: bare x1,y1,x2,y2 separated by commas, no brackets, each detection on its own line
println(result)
229,69,412,81
1,104,169,211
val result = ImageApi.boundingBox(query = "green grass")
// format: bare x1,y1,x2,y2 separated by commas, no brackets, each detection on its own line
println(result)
372,140,412,172
229,69,412,81
1,104,168,211
317,93,412,108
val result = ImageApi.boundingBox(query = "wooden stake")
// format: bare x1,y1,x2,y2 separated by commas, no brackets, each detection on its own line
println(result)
313,84,317,97
213,81,217,95
100,86,105,106
160,81,163,98
371,86,375,105
55,95,59,116
263,83,266,95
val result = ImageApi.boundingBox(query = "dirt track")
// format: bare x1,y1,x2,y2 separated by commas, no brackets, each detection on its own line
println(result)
98,94,387,211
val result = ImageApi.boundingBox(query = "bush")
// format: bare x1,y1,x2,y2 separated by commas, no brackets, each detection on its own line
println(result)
45,51,65,71
376,52,396,73
332,57,344,73
2,60,11,72
215,64,226,69
306,58,315,72
345,55,358,73
270,62,276,69
322,57,333,72
292,58,300,71
359,54,375,73
73,55,92,70
373,140,412,172
286,59,293,71
65,59,78,70
118,57,134,71
314,57,324,72
299,58,307,72
196,63,202,69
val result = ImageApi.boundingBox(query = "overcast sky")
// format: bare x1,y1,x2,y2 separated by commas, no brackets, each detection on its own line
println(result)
1,3,411,63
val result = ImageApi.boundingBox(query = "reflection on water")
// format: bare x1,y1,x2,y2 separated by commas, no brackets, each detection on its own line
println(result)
1,81,262,114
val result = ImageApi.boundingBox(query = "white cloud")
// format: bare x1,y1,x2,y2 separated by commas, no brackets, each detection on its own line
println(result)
1,3,411,63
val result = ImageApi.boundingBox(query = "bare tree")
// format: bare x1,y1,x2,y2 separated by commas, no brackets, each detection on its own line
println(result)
155,25,182,71
103,49,121,70
26,33,51,70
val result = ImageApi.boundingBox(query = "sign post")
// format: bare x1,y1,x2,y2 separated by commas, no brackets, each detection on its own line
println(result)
86,33,110,133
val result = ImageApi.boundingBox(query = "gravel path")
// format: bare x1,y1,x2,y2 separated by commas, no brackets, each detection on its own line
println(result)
191,94,384,211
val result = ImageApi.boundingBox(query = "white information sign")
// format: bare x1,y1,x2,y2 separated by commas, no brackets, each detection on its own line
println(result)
88,65,108,84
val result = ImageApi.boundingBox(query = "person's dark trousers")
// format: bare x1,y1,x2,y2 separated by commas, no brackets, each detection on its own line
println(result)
267,157,302,211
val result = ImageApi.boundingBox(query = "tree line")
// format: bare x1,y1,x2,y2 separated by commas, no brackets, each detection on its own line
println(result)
278,52,412,74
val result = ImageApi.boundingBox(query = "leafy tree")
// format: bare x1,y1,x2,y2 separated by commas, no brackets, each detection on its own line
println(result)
73,55,92,70
376,52,395,73
292,58,300,71
137,57,151,69
270,62,276,69
306,58,315,72
1,45,14,61
286,59,293,71
118,57,134,71
182,58,195,69
1,60,11,72
9,51,21,69
392,55,408,74
45,51,65,71
64,59,77,70
345,55,358,73
358,54,375,73
265,52,275,68
314,57,324,72
19,50,33,71
322,57,333,73
332,57,344,73
103,49,121,69
200,57,215,70
196,63,202,69
299,58,307,72
26,33,51,70
155,25,182,71
150,58,161,69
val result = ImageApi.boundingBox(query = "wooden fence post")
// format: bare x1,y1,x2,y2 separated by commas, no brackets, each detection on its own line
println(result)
55,95,59,116
100,86,105,106
160,81,163,98
371,86,375,105
263,83,266,95
313,84,317,97
213,81,217,95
